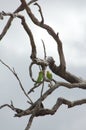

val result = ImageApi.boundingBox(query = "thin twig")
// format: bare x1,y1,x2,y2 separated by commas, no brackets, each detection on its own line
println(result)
40,82,44,97
40,69,46,97
0,104,14,110
28,83,42,94
0,101,24,114
29,62,37,82
41,39,47,59
0,59,33,104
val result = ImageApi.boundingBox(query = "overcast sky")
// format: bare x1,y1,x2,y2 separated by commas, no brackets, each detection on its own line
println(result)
0,0,86,130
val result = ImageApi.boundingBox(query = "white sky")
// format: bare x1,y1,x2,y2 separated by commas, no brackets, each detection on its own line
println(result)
0,0,86,130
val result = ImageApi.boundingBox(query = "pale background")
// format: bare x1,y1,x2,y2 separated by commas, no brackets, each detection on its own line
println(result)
0,0,86,130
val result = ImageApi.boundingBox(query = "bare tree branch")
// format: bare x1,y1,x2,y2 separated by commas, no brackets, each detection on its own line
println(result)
0,11,37,60
25,115,34,130
13,97,86,118
34,2,44,23
47,56,83,83
19,0,84,84
41,39,47,59
34,98,86,116
0,1,86,130
20,0,66,70
58,98,86,108
0,17,13,40
56,81,86,89
0,0,38,40
0,59,33,104
0,101,24,114
15,0,38,13
17,15,37,60
18,0,68,83
0,104,14,110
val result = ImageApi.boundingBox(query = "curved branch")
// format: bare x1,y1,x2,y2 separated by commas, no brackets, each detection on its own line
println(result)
47,57,83,83
20,0,66,71
17,15,37,59
58,98,86,108
25,80,86,115
0,59,33,104
0,0,38,40
0,104,14,110
35,98,86,117
34,3,44,23
0,101,24,114
15,97,86,117
0,12,37,60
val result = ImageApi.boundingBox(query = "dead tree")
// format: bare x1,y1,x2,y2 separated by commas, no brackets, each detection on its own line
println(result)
0,0,86,130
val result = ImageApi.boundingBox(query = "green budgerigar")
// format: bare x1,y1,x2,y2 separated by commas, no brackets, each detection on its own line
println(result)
36,71,43,84
46,71,52,80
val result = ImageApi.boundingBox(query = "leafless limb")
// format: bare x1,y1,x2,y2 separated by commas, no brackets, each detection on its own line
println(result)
41,39,47,59
27,83,42,94
5,97,86,118
0,0,38,40
15,0,38,13
0,16,13,40
1,70,83,118
17,14,37,60
0,59,33,104
40,82,44,97
34,2,44,23
0,101,24,114
25,115,34,130
0,103,14,111
58,98,86,108
34,98,86,117
47,56,83,83
19,0,84,84
56,81,86,89
0,12,37,60
0,1,86,130
20,0,66,71
29,58,48,83
29,61,37,82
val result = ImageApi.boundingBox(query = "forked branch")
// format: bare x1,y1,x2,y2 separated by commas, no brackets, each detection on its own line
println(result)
20,0,66,71
20,0,83,84
0,1,86,130
0,59,33,104
0,0,38,40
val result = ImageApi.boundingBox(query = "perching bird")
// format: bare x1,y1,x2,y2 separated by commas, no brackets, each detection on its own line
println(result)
46,71,52,80
36,71,43,84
